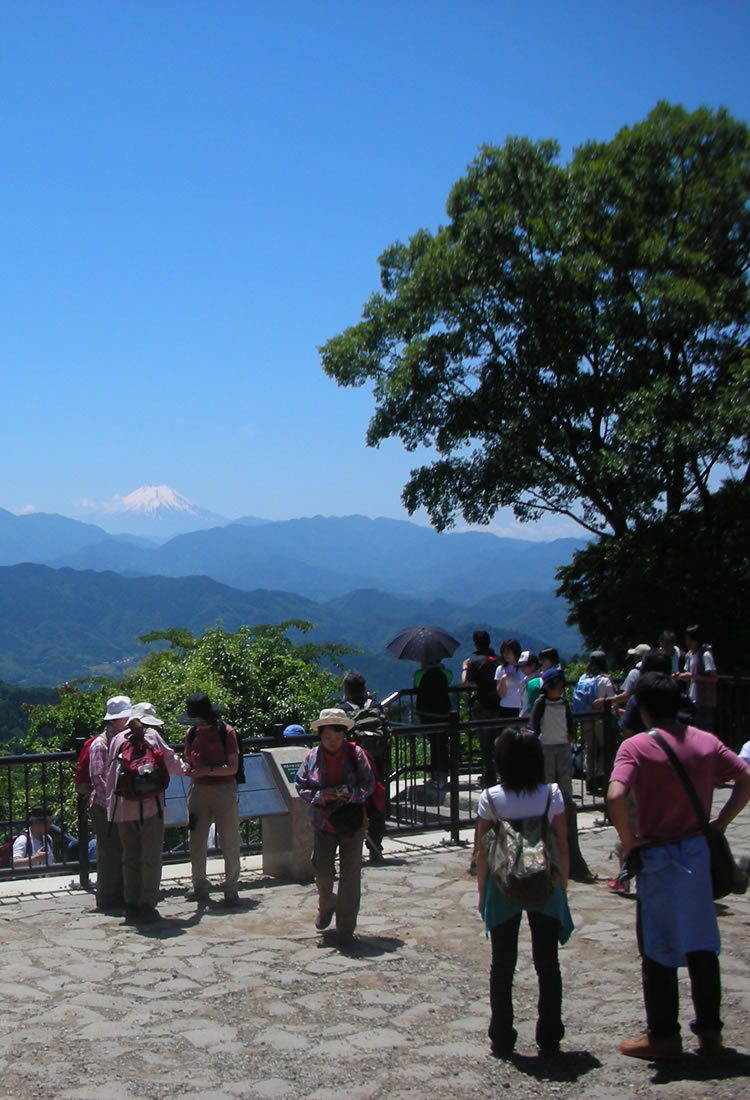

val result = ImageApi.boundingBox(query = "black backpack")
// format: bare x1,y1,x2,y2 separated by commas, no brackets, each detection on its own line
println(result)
467,653,499,710
187,721,246,784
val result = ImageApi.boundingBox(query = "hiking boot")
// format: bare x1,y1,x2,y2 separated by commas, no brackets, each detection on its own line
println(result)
690,1022,724,1055
139,906,161,924
315,908,334,931
186,888,210,903
617,1032,682,1060
223,891,240,907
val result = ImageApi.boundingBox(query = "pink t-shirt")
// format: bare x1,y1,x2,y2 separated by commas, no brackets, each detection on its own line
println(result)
610,723,747,843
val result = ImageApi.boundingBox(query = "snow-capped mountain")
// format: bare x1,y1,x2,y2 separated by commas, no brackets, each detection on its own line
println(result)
75,485,228,538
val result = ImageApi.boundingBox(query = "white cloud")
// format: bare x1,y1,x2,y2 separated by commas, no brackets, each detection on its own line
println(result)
15,504,37,515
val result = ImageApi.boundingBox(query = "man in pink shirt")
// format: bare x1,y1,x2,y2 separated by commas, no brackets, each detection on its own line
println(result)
608,672,750,1061
106,702,186,923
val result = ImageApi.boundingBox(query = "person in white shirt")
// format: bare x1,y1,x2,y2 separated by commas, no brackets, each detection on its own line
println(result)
676,625,718,731
12,806,57,869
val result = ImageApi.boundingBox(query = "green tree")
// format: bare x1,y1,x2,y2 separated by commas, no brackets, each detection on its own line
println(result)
320,103,750,537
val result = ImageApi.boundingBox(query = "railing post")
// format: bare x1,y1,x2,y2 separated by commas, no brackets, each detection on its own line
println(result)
448,711,460,844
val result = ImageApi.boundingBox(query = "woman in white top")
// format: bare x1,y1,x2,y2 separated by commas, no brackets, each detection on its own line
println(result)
494,638,526,717
476,729,572,1058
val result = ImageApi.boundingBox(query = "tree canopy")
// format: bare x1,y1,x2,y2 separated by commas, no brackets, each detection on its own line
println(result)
320,103,750,537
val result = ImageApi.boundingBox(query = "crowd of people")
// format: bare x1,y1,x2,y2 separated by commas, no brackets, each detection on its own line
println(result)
7,622,747,1067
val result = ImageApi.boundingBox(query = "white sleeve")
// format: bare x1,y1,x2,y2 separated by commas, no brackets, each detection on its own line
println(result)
12,834,30,860
703,651,716,674
477,790,492,820
548,784,565,820
597,676,615,699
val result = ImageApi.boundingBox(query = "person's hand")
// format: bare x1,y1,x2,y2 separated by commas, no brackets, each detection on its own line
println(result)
33,849,48,863
322,787,339,802
710,816,726,833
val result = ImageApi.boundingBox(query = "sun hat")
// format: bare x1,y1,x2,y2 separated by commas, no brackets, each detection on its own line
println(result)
627,643,652,658
104,695,132,722
128,702,164,727
178,692,224,726
310,708,354,732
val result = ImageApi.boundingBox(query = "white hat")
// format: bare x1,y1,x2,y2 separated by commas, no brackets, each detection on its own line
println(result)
104,695,132,722
310,708,354,731
627,643,651,658
128,702,164,727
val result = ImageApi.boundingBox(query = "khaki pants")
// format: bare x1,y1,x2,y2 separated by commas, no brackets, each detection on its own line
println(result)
312,827,366,937
91,801,123,908
188,781,241,893
118,813,165,909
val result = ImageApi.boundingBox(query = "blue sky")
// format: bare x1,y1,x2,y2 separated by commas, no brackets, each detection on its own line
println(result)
1,1,748,539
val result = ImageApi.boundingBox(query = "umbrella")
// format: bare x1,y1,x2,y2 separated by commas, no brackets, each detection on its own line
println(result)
386,625,460,665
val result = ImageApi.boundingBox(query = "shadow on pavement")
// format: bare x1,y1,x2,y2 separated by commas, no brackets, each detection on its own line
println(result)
317,931,405,957
651,1048,750,1085
502,1050,601,1082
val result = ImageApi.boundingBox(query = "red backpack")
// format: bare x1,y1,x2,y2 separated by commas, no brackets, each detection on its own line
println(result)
73,733,105,796
115,733,169,801
0,831,31,868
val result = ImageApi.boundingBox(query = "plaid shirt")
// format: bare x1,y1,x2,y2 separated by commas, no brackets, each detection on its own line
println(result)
88,728,114,809
296,742,375,833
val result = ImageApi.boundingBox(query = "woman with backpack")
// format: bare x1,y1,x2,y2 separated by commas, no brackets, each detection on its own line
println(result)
475,728,572,1058
106,702,186,924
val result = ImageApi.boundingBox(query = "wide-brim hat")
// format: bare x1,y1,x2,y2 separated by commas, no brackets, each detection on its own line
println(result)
178,691,224,726
128,702,164,727
104,695,132,722
310,708,354,732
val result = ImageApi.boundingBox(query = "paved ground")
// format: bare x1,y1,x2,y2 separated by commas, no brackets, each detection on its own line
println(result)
1,809,750,1100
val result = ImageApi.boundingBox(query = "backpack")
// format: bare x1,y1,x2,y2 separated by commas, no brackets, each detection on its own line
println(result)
467,653,499,711
187,721,246,784
343,700,389,755
73,732,105,796
483,788,559,909
0,831,31,868
571,673,600,714
115,732,169,801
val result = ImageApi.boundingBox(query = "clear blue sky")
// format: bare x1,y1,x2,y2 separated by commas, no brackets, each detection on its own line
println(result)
1,1,748,538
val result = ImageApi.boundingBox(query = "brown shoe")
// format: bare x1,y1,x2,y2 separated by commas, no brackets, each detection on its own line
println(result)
618,1033,682,1060
695,1029,723,1056
315,908,334,931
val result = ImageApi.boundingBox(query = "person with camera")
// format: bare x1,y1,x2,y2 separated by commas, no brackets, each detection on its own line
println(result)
296,708,375,946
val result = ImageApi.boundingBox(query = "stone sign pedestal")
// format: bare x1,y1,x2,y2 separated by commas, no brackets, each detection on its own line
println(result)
261,747,313,882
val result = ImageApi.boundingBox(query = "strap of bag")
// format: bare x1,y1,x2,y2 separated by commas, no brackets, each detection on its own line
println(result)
648,729,710,835
484,785,552,828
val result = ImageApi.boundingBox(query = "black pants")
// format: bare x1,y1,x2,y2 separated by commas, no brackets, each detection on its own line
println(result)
366,752,386,850
637,902,722,1038
473,703,501,788
489,911,564,1051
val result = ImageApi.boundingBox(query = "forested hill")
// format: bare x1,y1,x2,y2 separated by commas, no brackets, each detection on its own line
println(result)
0,564,582,691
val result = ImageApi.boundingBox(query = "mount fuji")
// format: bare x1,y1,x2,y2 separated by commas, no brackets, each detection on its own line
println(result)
75,485,230,539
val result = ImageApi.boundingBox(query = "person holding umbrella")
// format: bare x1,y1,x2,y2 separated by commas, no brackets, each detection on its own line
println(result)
387,626,460,790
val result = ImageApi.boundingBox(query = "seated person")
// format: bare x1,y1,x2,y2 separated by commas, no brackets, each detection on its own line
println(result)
12,805,57,869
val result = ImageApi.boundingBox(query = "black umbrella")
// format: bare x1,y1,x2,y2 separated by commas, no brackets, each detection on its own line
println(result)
386,625,461,665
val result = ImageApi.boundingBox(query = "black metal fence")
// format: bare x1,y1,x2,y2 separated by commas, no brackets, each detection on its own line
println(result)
0,676,746,885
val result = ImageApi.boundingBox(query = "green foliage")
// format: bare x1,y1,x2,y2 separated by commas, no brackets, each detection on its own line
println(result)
556,481,750,673
321,103,750,538
0,682,57,746
121,621,351,741
25,680,116,752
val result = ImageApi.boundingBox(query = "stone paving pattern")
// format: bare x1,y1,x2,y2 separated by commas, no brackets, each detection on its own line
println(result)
1,810,749,1100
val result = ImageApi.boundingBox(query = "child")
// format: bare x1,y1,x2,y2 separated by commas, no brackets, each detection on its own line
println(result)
529,667,575,800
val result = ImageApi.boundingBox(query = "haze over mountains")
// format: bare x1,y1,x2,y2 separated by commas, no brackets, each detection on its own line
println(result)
0,488,587,689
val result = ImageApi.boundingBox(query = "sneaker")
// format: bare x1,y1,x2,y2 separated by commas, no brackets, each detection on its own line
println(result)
606,877,627,893
315,908,334,931
618,1032,682,1060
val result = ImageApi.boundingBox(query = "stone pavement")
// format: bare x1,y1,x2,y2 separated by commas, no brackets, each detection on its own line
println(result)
1,810,750,1100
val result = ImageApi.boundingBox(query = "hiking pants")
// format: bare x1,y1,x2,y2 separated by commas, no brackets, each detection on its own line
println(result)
90,801,123,908
489,911,564,1052
312,827,366,937
188,781,241,893
118,813,164,909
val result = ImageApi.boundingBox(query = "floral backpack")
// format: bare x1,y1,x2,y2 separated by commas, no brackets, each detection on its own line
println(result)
483,787,559,909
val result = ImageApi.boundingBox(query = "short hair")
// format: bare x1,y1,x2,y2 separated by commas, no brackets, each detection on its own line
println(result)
341,669,367,702
634,672,682,720
685,624,702,644
659,630,677,647
472,629,491,651
640,649,672,674
499,638,522,662
587,652,608,674
493,728,545,795
539,647,559,666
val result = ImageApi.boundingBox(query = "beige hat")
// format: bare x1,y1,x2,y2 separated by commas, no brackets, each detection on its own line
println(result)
627,643,652,658
128,702,164,727
310,708,354,731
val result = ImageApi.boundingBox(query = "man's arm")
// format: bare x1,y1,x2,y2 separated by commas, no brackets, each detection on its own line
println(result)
712,766,750,832
607,779,637,855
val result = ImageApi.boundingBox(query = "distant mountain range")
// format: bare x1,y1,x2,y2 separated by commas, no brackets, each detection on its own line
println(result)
72,485,228,538
0,564,583,689
0,491,587,688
